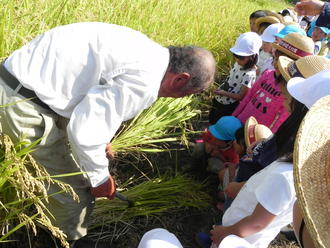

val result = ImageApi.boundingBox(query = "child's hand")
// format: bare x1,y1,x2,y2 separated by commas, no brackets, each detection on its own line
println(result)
210,225,227,246
105,143,115,159
225,182,245,199
214,89,227,96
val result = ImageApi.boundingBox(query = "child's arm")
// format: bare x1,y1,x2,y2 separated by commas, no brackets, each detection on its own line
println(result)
210,203,276,246
215,85,249,101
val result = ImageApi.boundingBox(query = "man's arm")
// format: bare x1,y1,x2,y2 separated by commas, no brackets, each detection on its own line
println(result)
210,203,276,246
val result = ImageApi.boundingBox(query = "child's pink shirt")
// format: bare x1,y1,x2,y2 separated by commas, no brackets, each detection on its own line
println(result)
232,70,290,132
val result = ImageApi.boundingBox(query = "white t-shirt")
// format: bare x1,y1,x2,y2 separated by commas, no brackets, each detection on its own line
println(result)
222,161,295,248
215,63,256,105
4,22,169,187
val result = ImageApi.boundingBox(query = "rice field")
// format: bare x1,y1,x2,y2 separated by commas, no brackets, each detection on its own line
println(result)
0,0,296,247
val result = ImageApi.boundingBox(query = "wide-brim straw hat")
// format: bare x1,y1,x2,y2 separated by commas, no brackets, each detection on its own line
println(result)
256,16,282,33
277,55,330,82
293,95,330,248
244,116,272,147
272,32,314,60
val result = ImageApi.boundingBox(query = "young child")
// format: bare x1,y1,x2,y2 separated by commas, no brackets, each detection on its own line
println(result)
193,116,242,174
249,10,268,33
311,25,330,55
209,32,262,125
274,24,307,44
257,23,285,77
216,117,272,208
232,32,315,133
209,66,330,248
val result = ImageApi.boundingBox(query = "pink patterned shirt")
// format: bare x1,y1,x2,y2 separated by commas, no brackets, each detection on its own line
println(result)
232,70,290,132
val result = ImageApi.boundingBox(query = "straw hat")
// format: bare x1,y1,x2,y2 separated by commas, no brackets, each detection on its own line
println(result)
293,95,330,248
264,10,285,23
277,55,330,82
272,33,314,59
244,116,272,147
256,16,282,33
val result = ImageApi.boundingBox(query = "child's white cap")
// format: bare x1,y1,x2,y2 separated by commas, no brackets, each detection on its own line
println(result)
230,32,262,56
138,228,183,248
218,235,252,248
260,23,285,43
287,69,330,109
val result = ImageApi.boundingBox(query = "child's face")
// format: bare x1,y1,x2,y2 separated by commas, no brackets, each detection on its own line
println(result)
233,140,245,157
262,41,273,54
312,27,327,42
234,54,250,67
250,18,258,33
205,139,230,157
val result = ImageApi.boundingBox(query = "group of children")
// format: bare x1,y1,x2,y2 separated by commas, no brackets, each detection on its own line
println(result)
138,1,330,248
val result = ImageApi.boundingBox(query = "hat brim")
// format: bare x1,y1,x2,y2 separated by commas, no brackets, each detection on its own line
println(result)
260,33,275,43
293,95,330,248
278,56,294,82
272,42,301,60
229,47,254,56
244,116,258,147
287,76,306,106
209,124,225,140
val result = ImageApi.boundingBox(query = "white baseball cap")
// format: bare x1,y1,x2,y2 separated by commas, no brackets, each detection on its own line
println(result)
218,235,252,248
287,69,330,109
260,23,285,43
138,228,183,248
230,32,262,56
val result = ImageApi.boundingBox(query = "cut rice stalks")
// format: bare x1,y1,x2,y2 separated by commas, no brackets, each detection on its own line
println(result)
90,174,211,231
111,96,201,155
0,133,78,248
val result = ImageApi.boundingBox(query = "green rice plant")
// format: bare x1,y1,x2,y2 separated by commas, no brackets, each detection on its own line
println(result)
0,133,79,248
0,0,289,73
111,96,201,155
90,174,211,231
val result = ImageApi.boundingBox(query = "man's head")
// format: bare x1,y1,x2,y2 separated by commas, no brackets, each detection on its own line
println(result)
158,46,216,98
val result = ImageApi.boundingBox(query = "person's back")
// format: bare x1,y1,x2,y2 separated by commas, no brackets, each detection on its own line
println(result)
222,160,295,248
4,22,169,118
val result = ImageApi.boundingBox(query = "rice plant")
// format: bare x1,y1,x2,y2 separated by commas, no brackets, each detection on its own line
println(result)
0,134,78,248
90,174,211,232
111,96,201,155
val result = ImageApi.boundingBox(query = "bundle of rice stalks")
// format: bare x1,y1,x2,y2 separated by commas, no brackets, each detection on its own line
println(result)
111,96,201,154
0,134,78,248
90,174,211,231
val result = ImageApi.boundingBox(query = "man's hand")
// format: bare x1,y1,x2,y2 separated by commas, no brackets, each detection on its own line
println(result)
105,143,115,159
295,0,324,16
90,175,116,199
210,225,228,247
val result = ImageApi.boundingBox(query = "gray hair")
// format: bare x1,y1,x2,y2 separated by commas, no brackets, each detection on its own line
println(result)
167,46,215,90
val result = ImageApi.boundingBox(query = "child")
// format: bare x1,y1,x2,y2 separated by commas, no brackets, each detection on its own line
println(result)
232,32,315,133
192,116,242,174
249,10,268,33
216,117,272,208
257,23,285,76
209,32,262,125
311,25,330,55
274,25,307,44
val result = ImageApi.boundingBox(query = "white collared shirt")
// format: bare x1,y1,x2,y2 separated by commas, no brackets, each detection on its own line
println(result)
4,22,169,186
